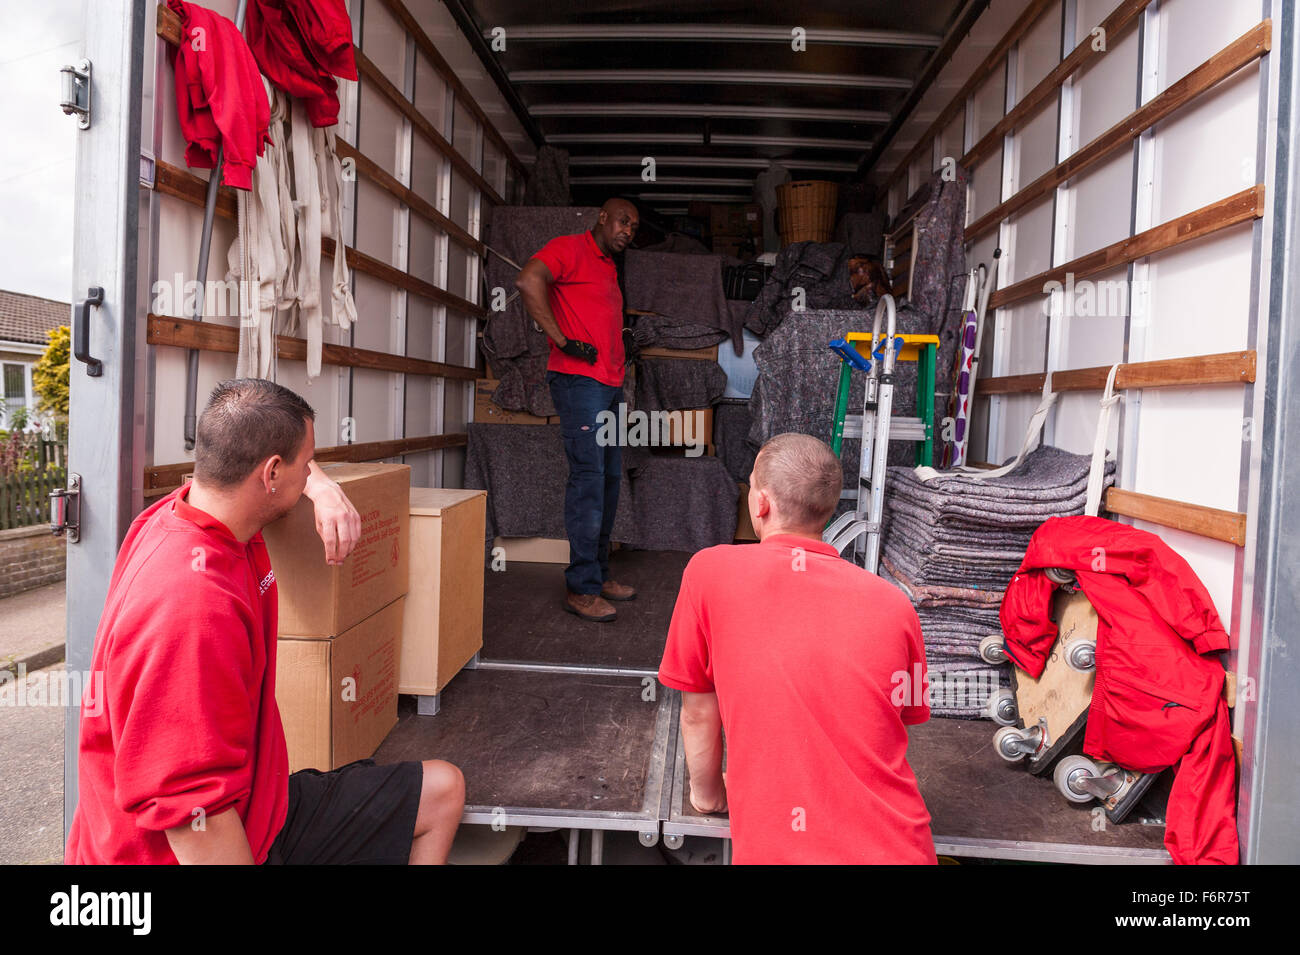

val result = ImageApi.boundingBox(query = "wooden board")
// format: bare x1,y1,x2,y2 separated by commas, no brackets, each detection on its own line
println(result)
1011,589,1098,774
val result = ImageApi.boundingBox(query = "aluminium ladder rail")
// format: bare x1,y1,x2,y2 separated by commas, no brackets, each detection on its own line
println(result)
823,293,899,573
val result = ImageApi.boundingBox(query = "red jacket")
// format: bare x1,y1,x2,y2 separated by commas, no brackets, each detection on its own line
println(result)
246,0,357,128
1000,516,1238,865
65,485,289,864
167,0,270,190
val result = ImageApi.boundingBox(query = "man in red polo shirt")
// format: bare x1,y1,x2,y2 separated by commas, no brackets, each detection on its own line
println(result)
658,433,937,864
515,198,639,623
66,379,465,864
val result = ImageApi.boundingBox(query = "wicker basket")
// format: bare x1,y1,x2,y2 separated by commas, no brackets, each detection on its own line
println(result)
776,180,839,245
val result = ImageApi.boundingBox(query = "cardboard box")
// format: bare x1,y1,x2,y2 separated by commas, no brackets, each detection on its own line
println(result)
263,462,411,638
276,597,404,772
475,379,553,425
735,483,758,541
710,203,761,237
400,488,487,696
637,344,720,362
492,536,571,564
665,408,714,455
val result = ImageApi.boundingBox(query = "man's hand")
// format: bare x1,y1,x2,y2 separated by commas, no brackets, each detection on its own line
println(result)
560,338,599,364
689,771,728,815
304,460,361,565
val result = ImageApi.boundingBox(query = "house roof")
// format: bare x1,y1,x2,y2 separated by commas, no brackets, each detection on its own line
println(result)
0,289,69,347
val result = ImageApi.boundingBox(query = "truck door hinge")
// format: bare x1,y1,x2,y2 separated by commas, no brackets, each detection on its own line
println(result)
49,473,82,544
59,59,92,130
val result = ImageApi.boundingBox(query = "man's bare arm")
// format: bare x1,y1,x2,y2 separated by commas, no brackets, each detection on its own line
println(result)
680,690,727,814
164,807,256,865
515,258,567,347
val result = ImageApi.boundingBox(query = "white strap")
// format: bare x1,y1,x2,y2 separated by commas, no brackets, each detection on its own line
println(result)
290,104,323,378
916,370,1058,482
315,126,357,333
1085,363,1122,516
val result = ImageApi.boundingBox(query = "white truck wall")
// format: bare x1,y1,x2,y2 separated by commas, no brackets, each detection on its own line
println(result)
143,0,532,497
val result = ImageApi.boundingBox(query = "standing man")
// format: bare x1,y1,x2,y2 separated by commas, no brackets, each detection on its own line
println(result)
658,433,937,864
67,379,465,864
515,198,639,623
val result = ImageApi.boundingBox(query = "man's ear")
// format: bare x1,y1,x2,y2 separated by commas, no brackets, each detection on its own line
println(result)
260,455,284,493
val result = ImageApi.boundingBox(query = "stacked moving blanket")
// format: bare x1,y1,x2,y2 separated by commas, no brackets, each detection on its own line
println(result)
878,446,1115,717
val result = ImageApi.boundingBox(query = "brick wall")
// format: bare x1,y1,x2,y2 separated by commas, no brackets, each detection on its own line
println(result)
0,525,66,599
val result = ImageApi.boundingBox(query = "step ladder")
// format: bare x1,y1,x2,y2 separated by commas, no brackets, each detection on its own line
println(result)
823,295,939,572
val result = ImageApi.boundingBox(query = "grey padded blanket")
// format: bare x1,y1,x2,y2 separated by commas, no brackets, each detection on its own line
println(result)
630,313,728,351
634,358,727,412
464,423,738,561
713,400,756,483
624,249,743,354
743,241,859,337
482,206,601,415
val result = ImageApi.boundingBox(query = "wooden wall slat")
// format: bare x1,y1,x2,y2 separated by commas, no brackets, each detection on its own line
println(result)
147,314,480,381
335,140,484,257
1105,488,1247,546
966,21,1270,242
976,350,1256,395
144,433,469,494
961,0,1153,169
884,0,1059,194
355,49,505,207
987,185,1264,311
151,159,487,318
373,0,528,180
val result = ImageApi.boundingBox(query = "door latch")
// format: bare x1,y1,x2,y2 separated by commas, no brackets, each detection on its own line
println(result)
50,473,82,544
59,59,91,130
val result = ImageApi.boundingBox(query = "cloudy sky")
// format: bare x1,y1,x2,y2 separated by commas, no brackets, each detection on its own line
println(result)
0,0,87,304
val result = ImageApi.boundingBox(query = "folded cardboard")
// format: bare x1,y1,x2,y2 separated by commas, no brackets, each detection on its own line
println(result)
475,379,557,425
492,536,571,564
276,596,404,772
636,344,720,361
401,488,487,696
263,462,411,638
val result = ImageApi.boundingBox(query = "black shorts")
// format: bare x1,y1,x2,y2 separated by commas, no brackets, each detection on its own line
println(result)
265,758,424,865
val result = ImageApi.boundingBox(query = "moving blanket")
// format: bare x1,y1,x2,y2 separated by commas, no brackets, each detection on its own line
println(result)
713,400,756,483
634,358,727,412
623,249,743,354
464,423,738,562
627,456,739,552
744,241,859,338
630,313,728,351
482,206,601,416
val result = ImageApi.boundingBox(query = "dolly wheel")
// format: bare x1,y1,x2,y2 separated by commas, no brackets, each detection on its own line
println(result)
979,634,1008,665
1064,637,1097,672
1054,755,1102,803
993,725,1028,762
1045,567,1076,586
985,687,1018,725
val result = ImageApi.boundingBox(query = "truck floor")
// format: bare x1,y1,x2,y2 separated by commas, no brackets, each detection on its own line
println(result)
480,550,691,670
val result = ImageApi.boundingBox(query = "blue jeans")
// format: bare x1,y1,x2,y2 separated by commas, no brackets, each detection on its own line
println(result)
547,370,623,595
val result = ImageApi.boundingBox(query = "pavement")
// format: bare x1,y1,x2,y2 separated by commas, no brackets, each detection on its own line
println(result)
0,582,68,864
1,581,66,675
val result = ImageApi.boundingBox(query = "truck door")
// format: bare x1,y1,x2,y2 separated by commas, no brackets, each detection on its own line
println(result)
62,0,147,835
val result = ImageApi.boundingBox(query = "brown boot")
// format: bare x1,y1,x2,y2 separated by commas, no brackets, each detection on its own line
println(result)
600,579,637,601
564,591,617,622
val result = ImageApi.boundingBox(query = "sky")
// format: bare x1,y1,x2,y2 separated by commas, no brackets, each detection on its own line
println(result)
0,0,87,304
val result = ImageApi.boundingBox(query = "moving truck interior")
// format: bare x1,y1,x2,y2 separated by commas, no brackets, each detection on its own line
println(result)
62,0,1300,864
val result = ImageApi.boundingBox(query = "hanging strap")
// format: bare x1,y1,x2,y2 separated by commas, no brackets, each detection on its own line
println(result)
315,126,357,334
290,104,323,378
1085,362,1122,516
915,370,1058,482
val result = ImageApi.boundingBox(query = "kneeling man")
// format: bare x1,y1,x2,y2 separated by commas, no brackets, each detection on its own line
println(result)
658,433,936,864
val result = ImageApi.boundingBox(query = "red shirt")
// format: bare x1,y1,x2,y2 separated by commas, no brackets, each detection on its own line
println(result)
66,485,289,864
533,230,625,387
658,534,937,865
167,0,270,189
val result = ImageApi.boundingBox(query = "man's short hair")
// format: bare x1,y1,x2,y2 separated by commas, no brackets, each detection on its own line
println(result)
753,433,842,531
195,378,316,488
